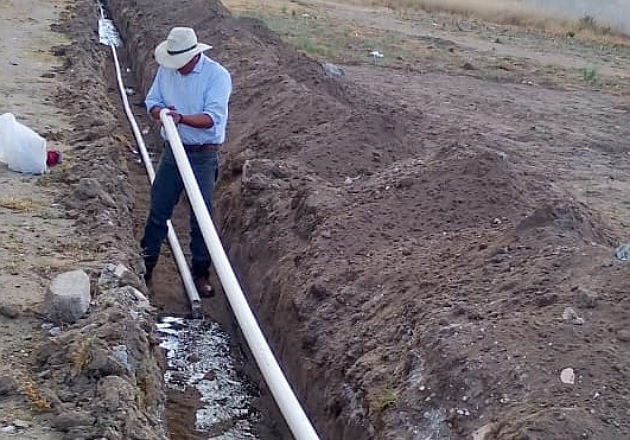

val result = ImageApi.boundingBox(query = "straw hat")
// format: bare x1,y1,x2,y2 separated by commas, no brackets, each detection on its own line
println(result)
154,27,212,70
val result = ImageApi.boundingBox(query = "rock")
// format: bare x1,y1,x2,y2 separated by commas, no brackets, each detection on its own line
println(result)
74,178,116,207
97,376,135,411
536,293,557,307
98,263,122,288
0,304,20,319
113,345,131,373
462,62,475,70
44,270,91,323
12,420,30,429
1,426,16,434
615,244,630,261
79,323,99,334
53,410,96,431
129,287,150,310
86,347,127,378
576,288,597,309
473,424,494,440
562,307,584,325
309,283,330,300
322,62,344,77
37,370,52,380
98,263,142,291
0,375,18,396
617,329,630,342
560,367,575,385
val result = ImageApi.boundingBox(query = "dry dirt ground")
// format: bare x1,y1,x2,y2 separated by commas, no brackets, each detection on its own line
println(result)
0,1,75,438
3,0,630,439
0,0,166,439
109,0,630,439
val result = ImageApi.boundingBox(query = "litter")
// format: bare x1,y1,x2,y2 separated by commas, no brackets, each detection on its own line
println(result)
0,112,48,174
614,244,630,261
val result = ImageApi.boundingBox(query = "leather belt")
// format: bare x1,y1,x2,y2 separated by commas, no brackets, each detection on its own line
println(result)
184,144,220,153
165,141,220,153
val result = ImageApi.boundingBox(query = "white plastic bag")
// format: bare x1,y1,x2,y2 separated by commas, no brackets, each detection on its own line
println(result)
0,112,47,174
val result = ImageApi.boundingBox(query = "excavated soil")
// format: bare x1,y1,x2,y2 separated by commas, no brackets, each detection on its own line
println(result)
0,0,168,439
103,0,630,439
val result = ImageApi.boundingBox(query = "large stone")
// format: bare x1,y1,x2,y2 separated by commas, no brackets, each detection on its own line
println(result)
44,270,91,323
97,376,135,412
0,375,17,397
52,410,96,431
322,62,344,77
0,303,20,319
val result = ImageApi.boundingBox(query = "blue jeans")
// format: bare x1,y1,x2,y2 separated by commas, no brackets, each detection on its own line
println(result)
141,143,218,278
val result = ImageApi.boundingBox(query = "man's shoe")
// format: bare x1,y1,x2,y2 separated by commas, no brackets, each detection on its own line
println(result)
194,276,214,298
143,254,158,288
143,270,154,290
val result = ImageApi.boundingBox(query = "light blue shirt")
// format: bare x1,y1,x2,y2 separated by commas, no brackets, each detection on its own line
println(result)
145,55,232,145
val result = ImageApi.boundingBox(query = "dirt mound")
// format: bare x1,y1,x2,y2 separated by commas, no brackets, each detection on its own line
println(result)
487,406,614,440
15,1,168,439
34,274,163,440
106,0,630,439
516,201,614,245
350,150,535,235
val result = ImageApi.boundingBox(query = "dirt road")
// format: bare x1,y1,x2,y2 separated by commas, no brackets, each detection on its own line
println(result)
0,1,73,438
1,1,166,439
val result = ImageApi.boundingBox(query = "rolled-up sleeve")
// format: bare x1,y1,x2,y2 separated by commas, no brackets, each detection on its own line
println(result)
202,69,232,127
145,68,165,114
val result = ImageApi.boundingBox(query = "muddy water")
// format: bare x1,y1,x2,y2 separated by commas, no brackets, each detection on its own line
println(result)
157,316,283,440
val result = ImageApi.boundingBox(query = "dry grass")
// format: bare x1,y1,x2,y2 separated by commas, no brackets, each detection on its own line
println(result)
0,197,40,212
225,0,630,94
361,0,628,44
70,337,94,376
375,388,398,413
23,380,53,412
226,0,630,50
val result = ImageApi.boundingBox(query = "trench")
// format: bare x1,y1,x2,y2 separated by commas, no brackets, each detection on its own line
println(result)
85,0,630,438
95,3,293,440
99,0,408,437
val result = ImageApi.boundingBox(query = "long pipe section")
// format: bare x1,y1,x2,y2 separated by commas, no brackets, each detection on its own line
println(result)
160,109,321,440
109,46,202,318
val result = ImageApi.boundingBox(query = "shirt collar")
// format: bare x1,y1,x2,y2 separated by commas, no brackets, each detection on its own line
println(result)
191,55,205,74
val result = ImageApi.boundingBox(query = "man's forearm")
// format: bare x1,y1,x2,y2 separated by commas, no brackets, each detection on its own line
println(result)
149,106,213,129
179,113,213,129
149,105,162,120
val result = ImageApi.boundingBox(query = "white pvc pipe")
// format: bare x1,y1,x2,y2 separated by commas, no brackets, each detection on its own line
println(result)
110,46,202,318
160,109,321,440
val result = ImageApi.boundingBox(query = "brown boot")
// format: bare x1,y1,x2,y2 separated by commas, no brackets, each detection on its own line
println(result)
194,276,214,297
143,255,158,288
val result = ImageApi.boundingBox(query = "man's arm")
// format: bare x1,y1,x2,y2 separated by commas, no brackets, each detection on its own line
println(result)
146,69,166,120
166,70,231,128
201,69,232,129
174,113,213,128
149,102,212,128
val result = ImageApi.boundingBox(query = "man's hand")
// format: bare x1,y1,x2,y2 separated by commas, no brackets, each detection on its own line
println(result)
149,106,212,128
150,105,183,125
165,106,183,125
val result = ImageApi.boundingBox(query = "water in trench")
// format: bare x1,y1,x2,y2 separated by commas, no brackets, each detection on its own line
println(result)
157,316,277,439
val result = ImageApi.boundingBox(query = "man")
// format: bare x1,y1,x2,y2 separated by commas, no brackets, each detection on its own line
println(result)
140,26,232,296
